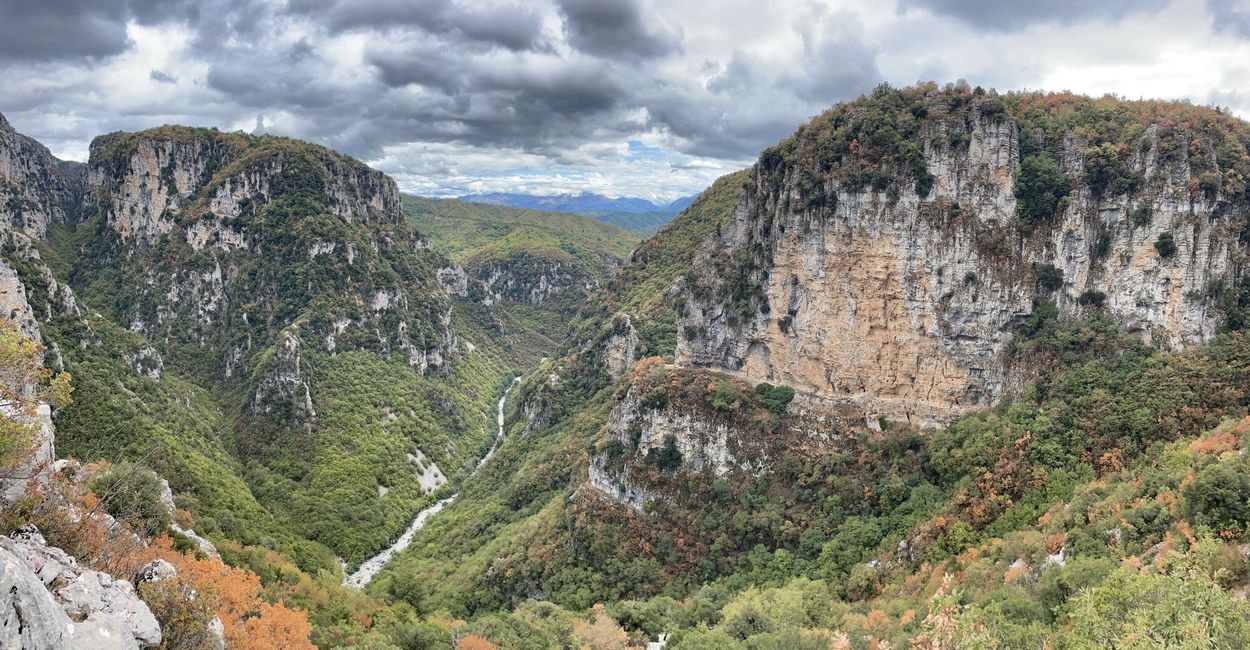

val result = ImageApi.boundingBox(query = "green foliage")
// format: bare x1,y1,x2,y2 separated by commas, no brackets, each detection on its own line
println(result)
710,381,742,411
1064,569,1250,648
655,435,683,471
1035,263,1064,292
1077,289,1107,308
1183,460,1250,534
1155,232,1178,258
90,463,171,537
1015,152,1070,229
754,383,795,416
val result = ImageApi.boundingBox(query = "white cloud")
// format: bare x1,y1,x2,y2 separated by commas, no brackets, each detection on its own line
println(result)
1,0,1248,200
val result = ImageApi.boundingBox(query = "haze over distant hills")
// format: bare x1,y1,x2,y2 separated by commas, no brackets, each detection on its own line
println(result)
457,191,699,234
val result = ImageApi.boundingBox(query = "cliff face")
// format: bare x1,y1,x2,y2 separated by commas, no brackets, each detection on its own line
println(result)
676,88,1247,426
473,256,602,307
77,127,455,382
0,114,82,239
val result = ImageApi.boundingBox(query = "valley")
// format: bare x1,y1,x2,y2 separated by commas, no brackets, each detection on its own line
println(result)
5,82,1250,649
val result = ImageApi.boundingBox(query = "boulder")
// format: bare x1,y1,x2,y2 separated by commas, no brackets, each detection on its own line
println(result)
3,525,161,649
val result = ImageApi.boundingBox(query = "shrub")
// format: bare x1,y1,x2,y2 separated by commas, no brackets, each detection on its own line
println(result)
1035,263,1064,292
1015,153,1070,230
1078,290,1107,308
1155,232,1178,258
755,383,796,416
90,463,171,537
656,435,682,471
710,381,741,411
1183,461,1250,535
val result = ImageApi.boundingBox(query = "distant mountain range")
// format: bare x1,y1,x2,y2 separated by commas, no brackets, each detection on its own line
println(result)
456,192,698,234
460,191,697,214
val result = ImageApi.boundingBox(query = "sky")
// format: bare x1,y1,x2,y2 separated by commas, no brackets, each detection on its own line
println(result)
2,0,1250,202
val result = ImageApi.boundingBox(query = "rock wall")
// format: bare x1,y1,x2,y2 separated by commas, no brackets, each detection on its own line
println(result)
677,105,1244,426
472,257,600,306
78,128,457,388
0,113,82,238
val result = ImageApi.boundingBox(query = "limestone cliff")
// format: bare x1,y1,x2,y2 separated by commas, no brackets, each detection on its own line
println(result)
74,127,457,397
676,86,1249,426
0,113,82,239
0,114,80,333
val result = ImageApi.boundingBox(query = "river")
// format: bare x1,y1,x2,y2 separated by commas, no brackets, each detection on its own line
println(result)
344,375,521,588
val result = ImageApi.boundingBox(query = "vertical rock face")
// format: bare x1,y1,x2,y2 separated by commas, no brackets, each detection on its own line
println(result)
676,89,1247,426
76,127,456,389
0,115,81,329
0,113,82,238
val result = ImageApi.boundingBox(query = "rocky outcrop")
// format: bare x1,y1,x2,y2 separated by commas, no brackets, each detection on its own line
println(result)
157,480,219,560
677,93,1247,426
0,116,81,332
252,329,316,420
75,127,458,392
603,386,738,477
587,454,652,510
1,525,161,649
473,257,599,306
600,314,640,380
0,113,82,238
0,402,56,503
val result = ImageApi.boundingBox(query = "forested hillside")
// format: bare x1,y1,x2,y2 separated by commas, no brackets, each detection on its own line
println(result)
8,83,1250,650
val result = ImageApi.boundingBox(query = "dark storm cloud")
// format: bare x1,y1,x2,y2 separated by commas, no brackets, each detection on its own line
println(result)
1208,0,1250,38
361,35,637,156
286,0,547,52
0,0,131,60
898,0,1169,31
555,0,682,60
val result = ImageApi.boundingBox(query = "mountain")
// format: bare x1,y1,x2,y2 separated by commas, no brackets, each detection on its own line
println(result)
461,191,668,213
403,195,640,360
368,84,1250,647
457,191,701,235
8,83,1250,649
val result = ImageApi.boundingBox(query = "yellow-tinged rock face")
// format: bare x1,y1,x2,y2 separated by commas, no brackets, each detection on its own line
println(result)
677,106,1238,427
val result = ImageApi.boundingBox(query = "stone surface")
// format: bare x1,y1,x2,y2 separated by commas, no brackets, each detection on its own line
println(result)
0,402,56,503
2,526,161,649
0,112,82,239
677,106,1243,426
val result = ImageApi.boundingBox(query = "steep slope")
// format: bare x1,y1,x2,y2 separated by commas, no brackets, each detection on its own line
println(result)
367,171,749,612
6,124,526,572
375,85,1250,632
678,84,1250,426
406,195,640,361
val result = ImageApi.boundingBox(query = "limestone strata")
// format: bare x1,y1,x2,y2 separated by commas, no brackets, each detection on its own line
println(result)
0,113,82,238
678,107,1242,426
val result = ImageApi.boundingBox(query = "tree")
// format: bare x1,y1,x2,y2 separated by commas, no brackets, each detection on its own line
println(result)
0,320,71,479
755,383,796,416
90,463,171,537
1015,153,1070,230
1155,232,1178,258
1183,461,1250,535
657,435,682,471
1064,569,1250,648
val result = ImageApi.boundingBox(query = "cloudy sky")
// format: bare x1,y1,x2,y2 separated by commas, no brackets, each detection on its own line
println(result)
2,0,1249,201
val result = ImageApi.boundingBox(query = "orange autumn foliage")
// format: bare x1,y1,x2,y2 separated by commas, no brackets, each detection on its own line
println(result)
244,602,316,650
151,538,314,649
1189,431,1239,456
458,635,499,650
